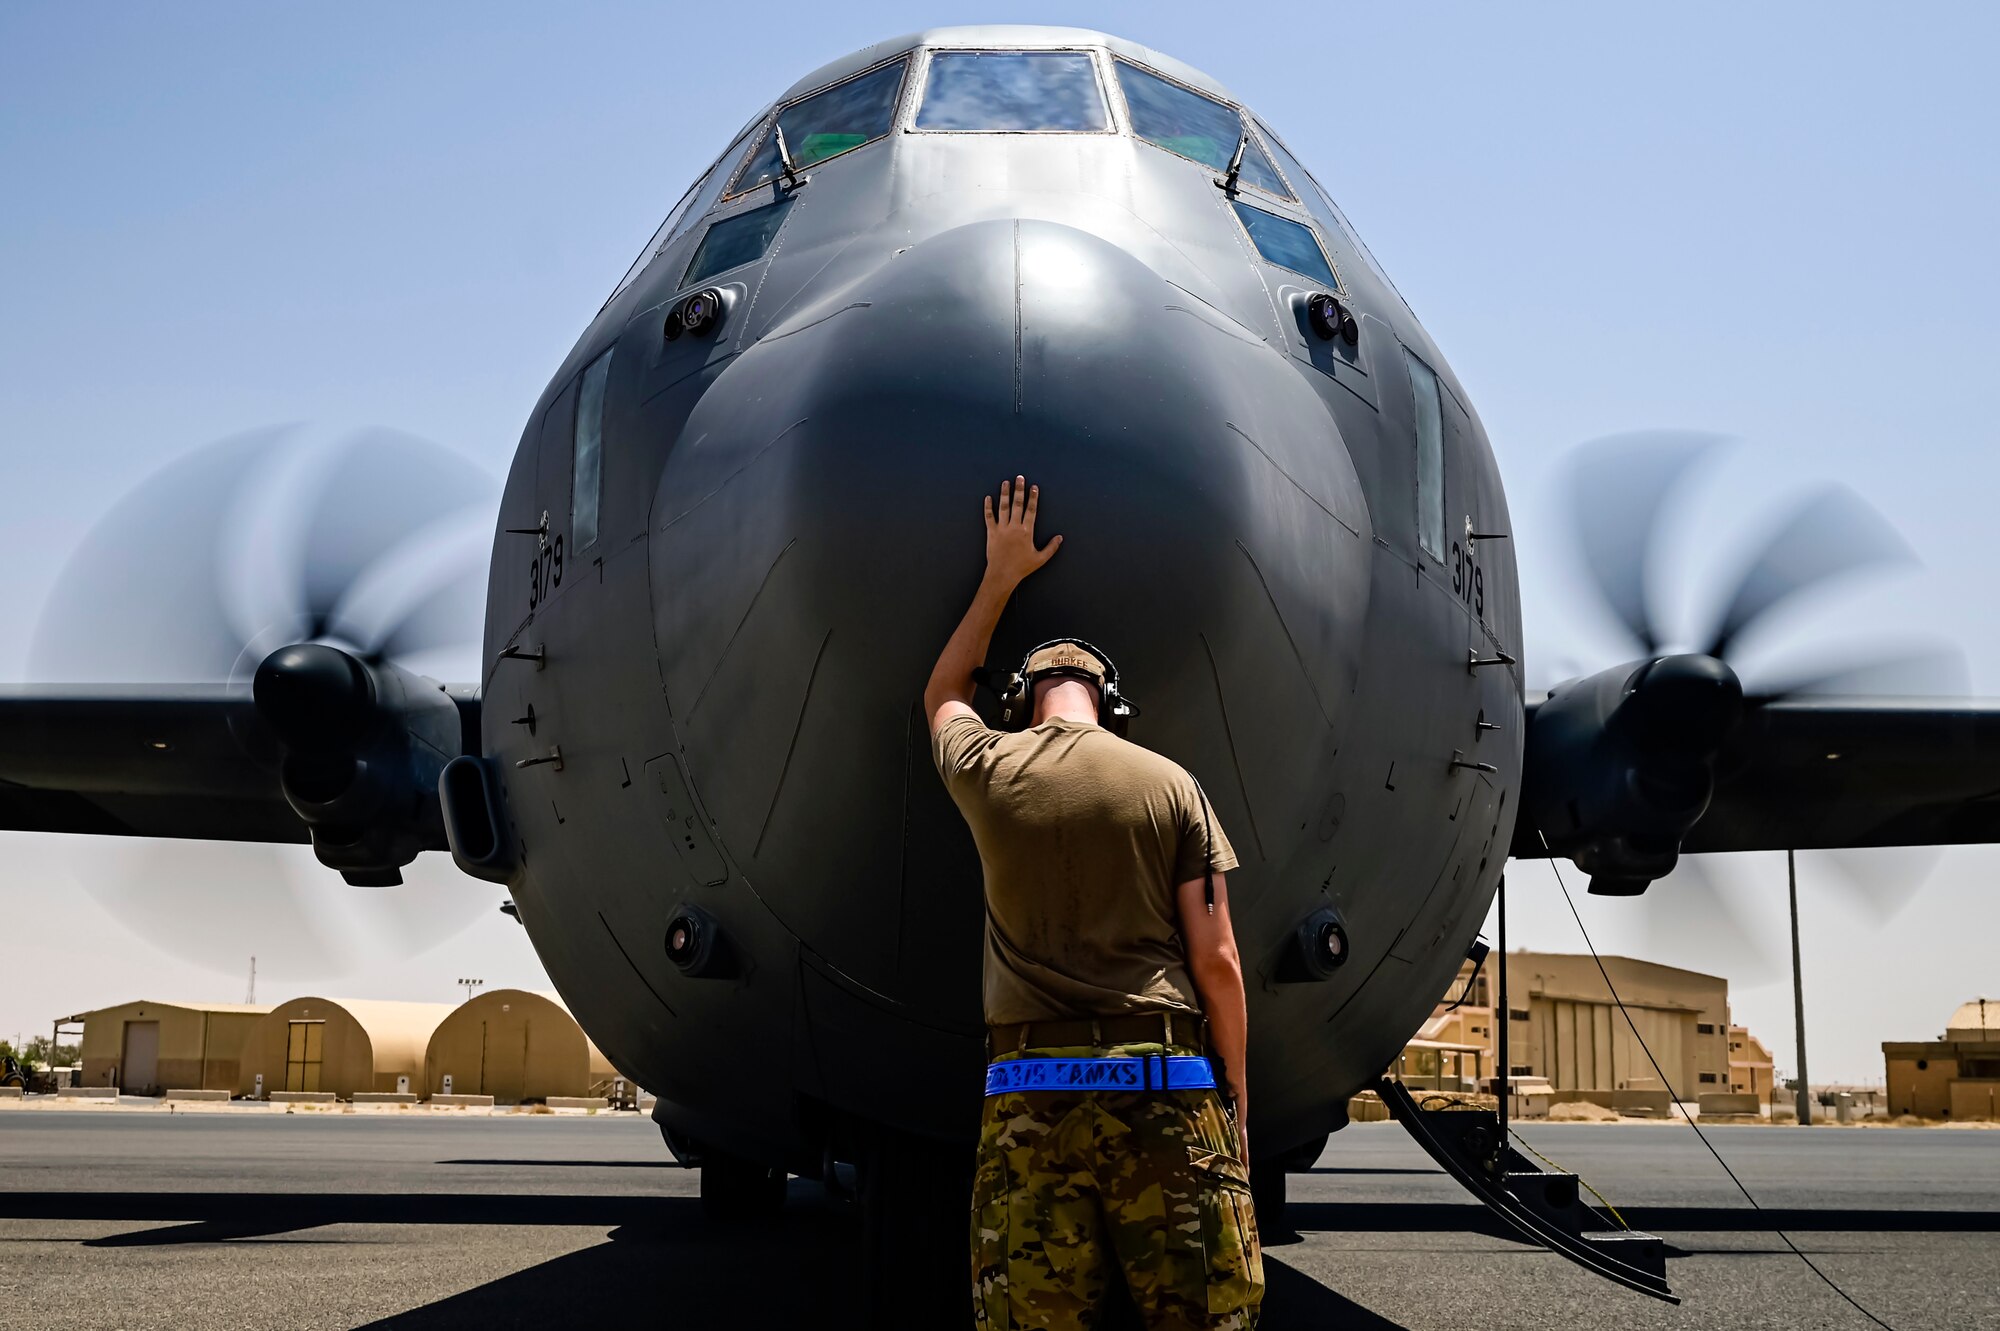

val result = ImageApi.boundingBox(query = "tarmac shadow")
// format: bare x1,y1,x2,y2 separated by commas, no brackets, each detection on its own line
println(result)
361,1203,868,1330
84,1218,337,1247
356,1221,1408,1331
354,1205,1412,1331
432,1151,676,1159
1261,1255,1412,1330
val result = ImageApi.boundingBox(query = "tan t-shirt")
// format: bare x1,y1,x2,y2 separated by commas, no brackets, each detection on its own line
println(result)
932,713,1239,1025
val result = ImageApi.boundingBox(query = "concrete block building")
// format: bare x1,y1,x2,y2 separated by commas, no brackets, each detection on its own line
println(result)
75,1001,271,1093
1883,997,2000,1120
1414,952,1749,1104
1728,1025,1775,1102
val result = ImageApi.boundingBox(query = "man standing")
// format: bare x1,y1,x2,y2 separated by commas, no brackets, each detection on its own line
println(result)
925,476,1263,1328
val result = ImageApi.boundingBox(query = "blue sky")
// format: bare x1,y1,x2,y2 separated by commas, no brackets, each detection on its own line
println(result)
3,2,1995,1081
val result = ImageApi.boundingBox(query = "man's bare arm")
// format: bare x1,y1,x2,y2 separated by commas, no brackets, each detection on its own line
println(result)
923,476,1062,734
1178,872,1251,1160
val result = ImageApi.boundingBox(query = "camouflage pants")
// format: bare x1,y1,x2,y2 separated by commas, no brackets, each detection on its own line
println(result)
971,1043,1263,1329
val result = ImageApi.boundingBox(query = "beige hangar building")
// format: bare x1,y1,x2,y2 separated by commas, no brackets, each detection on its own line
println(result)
70,989,625,1103
236,997,454,1098
1405,951,1745,1107
423,988,620,1103
73,1000,271,1094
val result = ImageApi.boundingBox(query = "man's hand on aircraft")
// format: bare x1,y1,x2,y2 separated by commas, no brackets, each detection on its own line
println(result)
924,476,1061,729
983,475,1061,589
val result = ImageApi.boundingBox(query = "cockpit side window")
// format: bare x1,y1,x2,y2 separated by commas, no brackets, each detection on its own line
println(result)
1405,349,1446,562
683,196,795,287
1113,60,1287,197
732,57,909,195
1232,201,1340,290
671,126,762,245
915,51,1109,132
1253,118,1403,299
1251,124,1333,233
605,123,761,305
572,347,612,550
608,180,699,305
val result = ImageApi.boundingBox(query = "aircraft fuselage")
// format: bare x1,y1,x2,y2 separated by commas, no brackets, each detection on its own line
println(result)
479,26,1523,1168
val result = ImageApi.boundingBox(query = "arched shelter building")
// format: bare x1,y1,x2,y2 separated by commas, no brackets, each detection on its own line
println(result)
424,988,618,1103
238,997,453,1098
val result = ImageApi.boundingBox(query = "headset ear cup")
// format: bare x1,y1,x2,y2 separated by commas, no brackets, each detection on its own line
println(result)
1000,672,1027,729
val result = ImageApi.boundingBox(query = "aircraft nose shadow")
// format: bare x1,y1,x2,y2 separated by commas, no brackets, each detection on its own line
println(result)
355,1216,1411,1331
359,1201,866,1331
331,1191,1411,1331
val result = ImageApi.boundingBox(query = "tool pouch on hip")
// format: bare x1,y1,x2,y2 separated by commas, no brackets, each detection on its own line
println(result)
1188,1145,1264,1319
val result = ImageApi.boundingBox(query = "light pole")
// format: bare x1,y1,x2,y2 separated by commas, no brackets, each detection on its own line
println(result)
457,977,484,1003
1788,850,1812,1126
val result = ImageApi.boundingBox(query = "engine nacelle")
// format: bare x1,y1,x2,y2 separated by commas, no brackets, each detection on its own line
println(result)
253,644,466,885
1520,654,1743,894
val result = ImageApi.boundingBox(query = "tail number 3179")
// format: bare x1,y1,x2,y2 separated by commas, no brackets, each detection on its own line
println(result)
1450,540,1484,618
529,534,564,611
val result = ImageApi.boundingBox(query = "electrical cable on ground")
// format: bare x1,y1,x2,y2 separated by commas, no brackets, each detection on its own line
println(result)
1534,830,1898,1331
1504,1131,1631,1231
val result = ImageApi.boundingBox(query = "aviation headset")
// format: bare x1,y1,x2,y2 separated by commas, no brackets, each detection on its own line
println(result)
988,638,1220,913
993,637,1139,737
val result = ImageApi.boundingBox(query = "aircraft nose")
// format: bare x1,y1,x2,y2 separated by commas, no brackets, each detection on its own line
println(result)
649,218,1371,997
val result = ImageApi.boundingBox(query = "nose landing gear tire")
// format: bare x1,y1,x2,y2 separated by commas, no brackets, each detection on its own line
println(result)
699,1150,788,1224
859,1127,974,1330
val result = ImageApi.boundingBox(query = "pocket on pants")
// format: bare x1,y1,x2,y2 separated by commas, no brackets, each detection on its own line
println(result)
1188,1147,1264,1317
969,1149,1011,1326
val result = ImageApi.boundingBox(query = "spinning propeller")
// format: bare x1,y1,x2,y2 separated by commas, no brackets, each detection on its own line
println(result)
1527,432,1962,977
28,427,499,979
1564,430,1938,691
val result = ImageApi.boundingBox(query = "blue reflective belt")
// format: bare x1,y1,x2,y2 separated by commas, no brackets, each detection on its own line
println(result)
983,1055,1216,1097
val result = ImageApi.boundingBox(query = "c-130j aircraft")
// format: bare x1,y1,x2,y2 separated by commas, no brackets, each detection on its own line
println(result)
7,24,1999,1316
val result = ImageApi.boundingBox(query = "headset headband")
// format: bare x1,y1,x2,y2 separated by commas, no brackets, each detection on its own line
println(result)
996,637,1139,736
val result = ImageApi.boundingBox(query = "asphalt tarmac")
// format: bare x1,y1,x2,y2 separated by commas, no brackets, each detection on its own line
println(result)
1,1110,1994,1329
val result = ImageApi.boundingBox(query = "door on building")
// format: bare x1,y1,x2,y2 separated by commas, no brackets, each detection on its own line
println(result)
481,1020,529,1104
120,1021,159,1093
285,1020,325,1092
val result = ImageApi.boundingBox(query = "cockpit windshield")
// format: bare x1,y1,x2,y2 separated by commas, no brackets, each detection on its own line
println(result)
733,57,908,195
1114,60,1287,197
916,51,1109,132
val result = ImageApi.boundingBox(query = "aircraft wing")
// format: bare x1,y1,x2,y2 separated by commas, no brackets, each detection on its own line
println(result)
1512,695,2000,859
0,686,307,844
